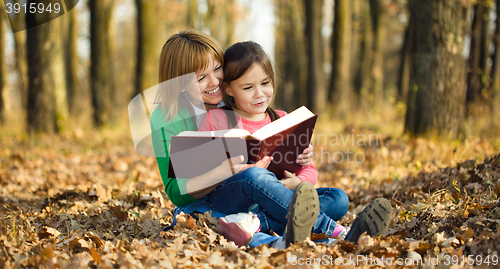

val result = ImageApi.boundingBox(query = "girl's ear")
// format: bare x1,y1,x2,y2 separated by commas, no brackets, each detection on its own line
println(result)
224,83,234,96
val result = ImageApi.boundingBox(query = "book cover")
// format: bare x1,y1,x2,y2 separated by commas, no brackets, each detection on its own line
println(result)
168,106,317,179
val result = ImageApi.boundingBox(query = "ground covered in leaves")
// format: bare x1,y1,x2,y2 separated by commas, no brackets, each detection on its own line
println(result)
1,129,499,268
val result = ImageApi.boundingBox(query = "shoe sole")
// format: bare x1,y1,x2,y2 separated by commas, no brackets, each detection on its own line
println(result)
344,198,392,243
285,182,320,246
219,217,253,247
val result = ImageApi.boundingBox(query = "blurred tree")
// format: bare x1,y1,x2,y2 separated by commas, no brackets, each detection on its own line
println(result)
357,0,374,109
9,0,28,109
369,0,388,109
64,6,80,116
205,0,239,48
187,0,199,29
466,0,491,106
329,0,352,117
397,13,413,103
491,0,500,113
26,1,67,133
0,3,5,124
405,0,467,138
351,0,362,97
90,0,115,127
305,0,326,112
274,0,307,112
135,0,161,97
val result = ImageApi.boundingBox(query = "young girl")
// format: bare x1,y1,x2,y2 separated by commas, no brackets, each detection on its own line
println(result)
198,42,317,190
198,41,352,244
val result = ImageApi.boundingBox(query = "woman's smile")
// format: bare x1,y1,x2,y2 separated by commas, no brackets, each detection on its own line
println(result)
204,86,221,96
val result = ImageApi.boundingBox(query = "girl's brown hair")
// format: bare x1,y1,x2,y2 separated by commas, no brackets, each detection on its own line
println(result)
155,30,224,121
222,41,280,122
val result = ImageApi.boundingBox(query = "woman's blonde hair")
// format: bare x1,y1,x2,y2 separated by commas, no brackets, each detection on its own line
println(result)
156,30,224,121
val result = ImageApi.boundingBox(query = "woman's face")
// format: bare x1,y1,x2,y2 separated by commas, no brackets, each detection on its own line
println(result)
187,55,224,107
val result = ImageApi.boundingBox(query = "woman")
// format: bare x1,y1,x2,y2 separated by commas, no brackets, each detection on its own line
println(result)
151,30,313,207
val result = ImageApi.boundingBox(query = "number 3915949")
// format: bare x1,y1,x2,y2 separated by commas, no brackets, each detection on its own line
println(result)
5,2,61,14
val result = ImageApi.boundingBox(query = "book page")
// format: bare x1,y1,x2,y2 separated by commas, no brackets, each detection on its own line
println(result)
177,129,251,138
251,106,315,140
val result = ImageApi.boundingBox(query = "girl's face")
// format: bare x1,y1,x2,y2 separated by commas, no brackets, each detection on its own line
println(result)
226,62,273,120
184,55,224,108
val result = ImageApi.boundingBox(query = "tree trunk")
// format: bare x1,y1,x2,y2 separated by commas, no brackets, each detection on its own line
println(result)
329,0,352,117
187,0,199,29
357,0,374,109
397,14,414,103
274,0,307,112
466,0,485,105
0,4,5,124
26,3,59,133
135,0,161,98
405,0,467,138
370,0,387,109
90,0,115,127
351,0,362,97
205,0,239,48
10,0,28,109
491,0,500,115
65,8,80,116
479,0,491,89
304,0,326,113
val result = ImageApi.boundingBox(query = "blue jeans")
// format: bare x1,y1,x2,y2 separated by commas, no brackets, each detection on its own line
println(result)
206,167,349,236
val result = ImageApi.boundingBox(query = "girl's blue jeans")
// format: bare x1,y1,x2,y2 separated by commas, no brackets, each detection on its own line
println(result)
206,167,349,236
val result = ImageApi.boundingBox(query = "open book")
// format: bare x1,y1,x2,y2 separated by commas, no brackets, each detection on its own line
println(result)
168,106,317,179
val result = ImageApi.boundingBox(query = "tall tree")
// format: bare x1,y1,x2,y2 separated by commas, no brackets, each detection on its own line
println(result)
135,0,161,97
26,1,65,133
405,0,467,138
205,0,239,48
304,0,326,112
369,0,388,109
329,0,352,117
357,0,374,109
466,0,488,105
90,0,115,127
274,0,307,112
187,0,199,29
10,0,28,109
397,13,413,103
479,0,491,89
65,7,80,116
0,3,5,124
350,0,362,97
491,0,500,114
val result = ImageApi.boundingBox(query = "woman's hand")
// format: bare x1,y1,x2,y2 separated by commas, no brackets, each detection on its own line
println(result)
280,170,302,190
296,144,313,166
215,155,247,178
217,155,273,178
253,156,273,169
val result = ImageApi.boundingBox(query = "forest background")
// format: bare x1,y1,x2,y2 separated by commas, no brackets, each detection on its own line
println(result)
1,0,500,268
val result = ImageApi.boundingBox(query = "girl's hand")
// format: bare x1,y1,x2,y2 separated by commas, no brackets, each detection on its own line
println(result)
296,144,313,166
280,170,302,190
